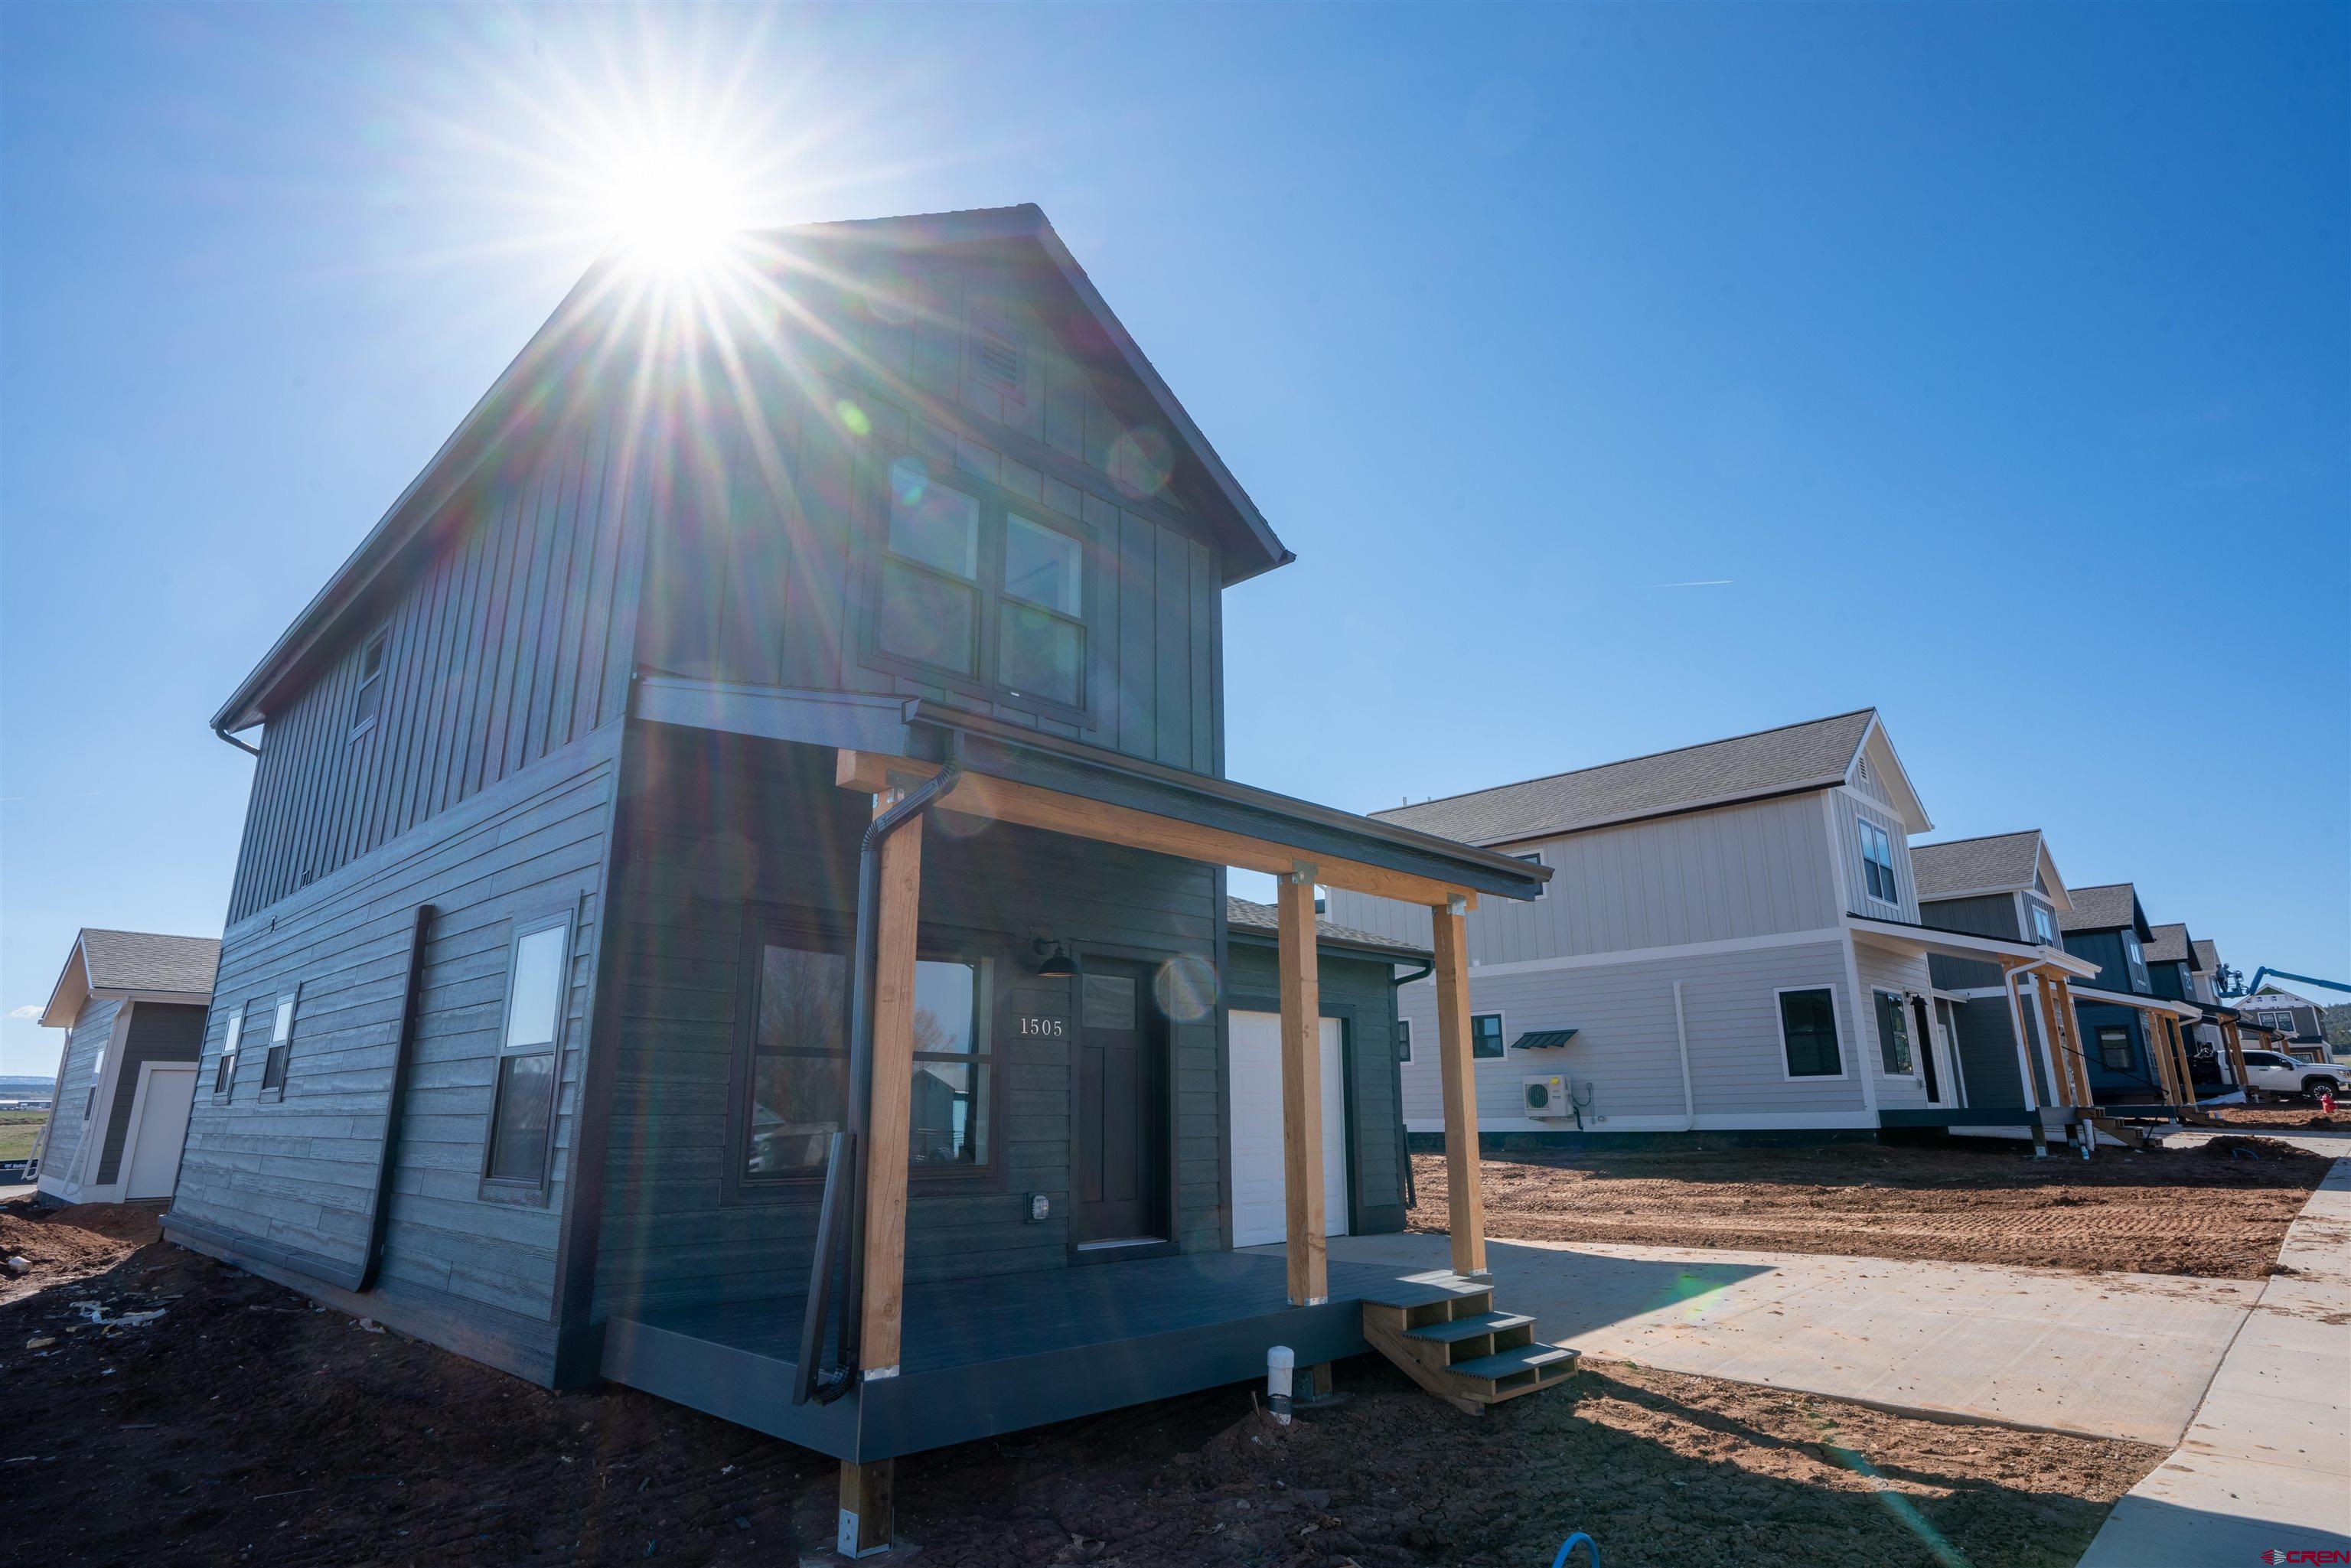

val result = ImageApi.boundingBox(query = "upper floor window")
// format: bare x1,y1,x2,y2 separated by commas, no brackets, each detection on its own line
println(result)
1857,820,1899,905
872,456,1087,713
349,628,389,738
1513,852,1547,897
2121,931,2147,987
2030,905,2056,945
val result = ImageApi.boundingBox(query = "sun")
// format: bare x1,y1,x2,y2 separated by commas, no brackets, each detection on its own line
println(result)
598,143,745,273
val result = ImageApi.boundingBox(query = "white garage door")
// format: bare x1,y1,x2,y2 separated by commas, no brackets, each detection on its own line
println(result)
1229,1011,1348,1247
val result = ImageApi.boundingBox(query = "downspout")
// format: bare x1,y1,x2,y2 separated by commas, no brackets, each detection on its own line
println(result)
833,756,962,1382
1671,980,1697,1132
1388,957,1433,1210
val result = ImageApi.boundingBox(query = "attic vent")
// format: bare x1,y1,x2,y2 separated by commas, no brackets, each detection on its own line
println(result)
1856,758,1873,784
971,318,1025,403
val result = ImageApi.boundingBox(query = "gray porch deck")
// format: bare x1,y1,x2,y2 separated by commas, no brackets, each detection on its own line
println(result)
599,1249,1466,1462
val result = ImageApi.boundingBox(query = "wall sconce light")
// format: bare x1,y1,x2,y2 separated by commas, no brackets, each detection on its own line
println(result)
1032,938,1076,979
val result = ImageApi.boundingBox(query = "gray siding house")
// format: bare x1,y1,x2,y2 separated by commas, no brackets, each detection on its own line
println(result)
161,205,1548,1549
34,930,218,1205
1323,710,2095,1140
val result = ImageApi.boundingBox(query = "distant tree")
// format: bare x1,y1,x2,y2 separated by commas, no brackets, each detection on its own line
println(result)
2325,1002,2351,1054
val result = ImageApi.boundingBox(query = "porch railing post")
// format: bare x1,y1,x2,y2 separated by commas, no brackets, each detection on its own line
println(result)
1277,865,1328,1307
1430,895,1487,1280
859,789,924,1381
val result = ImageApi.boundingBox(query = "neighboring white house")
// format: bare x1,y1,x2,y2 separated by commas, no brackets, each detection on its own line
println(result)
1325,709,2096,1138
33,930,219,1205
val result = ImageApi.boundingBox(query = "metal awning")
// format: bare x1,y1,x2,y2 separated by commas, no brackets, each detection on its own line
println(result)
1511,1029,1579,1051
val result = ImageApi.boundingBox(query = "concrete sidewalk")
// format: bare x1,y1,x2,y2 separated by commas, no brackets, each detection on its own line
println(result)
1314,1231,2259,1447
2077,1157,2351,1565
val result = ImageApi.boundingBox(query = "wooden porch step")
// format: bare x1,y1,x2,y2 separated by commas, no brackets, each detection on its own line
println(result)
1359,1278,1577,1415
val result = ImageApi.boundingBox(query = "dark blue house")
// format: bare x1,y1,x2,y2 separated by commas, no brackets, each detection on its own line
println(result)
2059,883,2201,1108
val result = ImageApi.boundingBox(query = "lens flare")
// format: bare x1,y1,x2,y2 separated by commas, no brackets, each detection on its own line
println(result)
600,143,743,273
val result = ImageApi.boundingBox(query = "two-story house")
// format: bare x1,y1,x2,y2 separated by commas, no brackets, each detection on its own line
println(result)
1322,710,2096,1143
160,206,1556,1552
2236,986,2334,1065
2058,885,2209,1108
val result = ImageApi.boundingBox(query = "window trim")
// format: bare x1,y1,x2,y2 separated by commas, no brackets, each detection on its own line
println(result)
479,910,572,1198
211,1006,246,1100
1396,1016,1411,1064
1775,985,1847,1081
1871,987,1919,1078
348,626,390,740
1470,1011,1506,1060
723,909,1006,1205
860,446,1097,725
259,988,298,1103
1856,818,1899,908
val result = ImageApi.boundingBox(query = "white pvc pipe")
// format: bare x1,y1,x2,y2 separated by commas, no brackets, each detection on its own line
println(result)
1267,1345,1294,1426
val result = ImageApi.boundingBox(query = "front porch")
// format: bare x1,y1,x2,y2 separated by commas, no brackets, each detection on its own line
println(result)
600,1250,1481,1463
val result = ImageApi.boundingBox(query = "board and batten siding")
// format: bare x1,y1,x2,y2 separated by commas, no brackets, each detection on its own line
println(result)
225,398,649,925
1922,893,2019,992
591,732,1224,1325
176,732,621,1384
1223,943,1410,1237
1325,791,1842,964
91,1002,205,1185
39,997,122,1189
635,251,1224,780
1827,788,1920,924
1851,940,1933,1111
1396,939,1870,1131
1950,993,2030,1108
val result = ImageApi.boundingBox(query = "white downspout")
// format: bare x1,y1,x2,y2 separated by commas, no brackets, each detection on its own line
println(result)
1672,980,1697,1132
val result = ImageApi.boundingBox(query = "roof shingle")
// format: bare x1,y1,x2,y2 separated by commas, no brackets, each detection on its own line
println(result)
2059,883,2142,934
2144,922,2192,964
1912,831,2044,899
78,930,220,996
1371,710,1875,846
1225,898,1428,959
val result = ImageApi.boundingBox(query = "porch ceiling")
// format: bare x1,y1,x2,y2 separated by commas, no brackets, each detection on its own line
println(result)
1845,914,2102,977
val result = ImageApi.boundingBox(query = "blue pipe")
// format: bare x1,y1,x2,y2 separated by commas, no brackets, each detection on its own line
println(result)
1550,1534,1599,1568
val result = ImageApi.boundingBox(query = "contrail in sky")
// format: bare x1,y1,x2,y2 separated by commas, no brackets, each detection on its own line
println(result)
1652,579,1734,588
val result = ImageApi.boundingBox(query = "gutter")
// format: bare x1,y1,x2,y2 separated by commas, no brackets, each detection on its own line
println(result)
213,725,261,758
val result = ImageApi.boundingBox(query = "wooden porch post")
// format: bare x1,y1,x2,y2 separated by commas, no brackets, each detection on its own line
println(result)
838,1459,895,1559
2030,974,2069,1108
2143,1006,2180,1106
2165,1015,2196,1108
1430,896,1488,1280
859,790,924,1377
2222,1018,2249,1089
2049,975,2092,1110
1277,866,1328,1306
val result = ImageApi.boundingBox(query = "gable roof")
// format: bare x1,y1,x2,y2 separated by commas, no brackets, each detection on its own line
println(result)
2059,882,2152,939
1912,831,2042,900
2191,937,2220,973
214,204,1290,735
2144,922,2193,964
41,929,221,1028
1224,897,1430,960
1371,709,1916,846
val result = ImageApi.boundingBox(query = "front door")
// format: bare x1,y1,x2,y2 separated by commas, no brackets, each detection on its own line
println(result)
1071,962,1169,1247
1911,995,1945,1105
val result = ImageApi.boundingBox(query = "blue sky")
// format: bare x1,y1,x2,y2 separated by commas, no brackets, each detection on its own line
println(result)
4,4,2345,1074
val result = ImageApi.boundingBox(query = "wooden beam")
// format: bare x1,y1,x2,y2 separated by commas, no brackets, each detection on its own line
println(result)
2143,1006,2180,1105
837,1458,894,1558
2222,1018,2249,1090
2049,974,2094,1109
1277,871,1327,1306
1430,900,1487,1279
2030,974,2072,1108
835,749,1476,910
858,789,924,1380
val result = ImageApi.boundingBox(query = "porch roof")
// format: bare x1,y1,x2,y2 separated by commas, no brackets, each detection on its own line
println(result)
636,676,1550,906
1844,912,2102,977
2068,983,2205,1021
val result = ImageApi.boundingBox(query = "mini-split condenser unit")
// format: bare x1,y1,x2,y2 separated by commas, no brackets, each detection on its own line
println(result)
1522,1075,1570,1119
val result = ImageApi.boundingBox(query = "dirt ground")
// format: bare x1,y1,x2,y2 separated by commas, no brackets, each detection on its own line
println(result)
2204,1102,2342,1130
3,1198,2160,1567
1408,1134,2330,1279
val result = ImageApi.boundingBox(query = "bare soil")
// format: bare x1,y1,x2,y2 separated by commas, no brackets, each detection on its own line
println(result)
4,1198,2160,1566
0,1198,157,1304
1409,1135,2330,1279
2205,1103,2342,1130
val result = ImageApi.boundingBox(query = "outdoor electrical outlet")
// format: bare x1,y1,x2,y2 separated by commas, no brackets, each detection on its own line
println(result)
1028,1193,1051,1223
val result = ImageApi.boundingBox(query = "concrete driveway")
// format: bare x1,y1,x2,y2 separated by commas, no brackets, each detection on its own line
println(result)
1316,1231,2260,1447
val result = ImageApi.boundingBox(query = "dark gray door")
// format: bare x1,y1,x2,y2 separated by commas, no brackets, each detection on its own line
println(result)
1071,963,1167,1244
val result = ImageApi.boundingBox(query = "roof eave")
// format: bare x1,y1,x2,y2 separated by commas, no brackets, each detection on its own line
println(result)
1451,777,1851,851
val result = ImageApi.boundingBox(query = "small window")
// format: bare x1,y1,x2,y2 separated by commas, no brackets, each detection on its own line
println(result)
1873,989,1914,1074
83,1084,98,1120
485,919,569,1187
259,993,296,1094
213,1007,245,1097
2096,1025,2135,1072
1779,988,1843,1077
1471,1013,1505,1059
1514,852,1546,898
1397,1018,1411,1063
2030,905,2055,945
349,628,389,737
1857,820,1899,905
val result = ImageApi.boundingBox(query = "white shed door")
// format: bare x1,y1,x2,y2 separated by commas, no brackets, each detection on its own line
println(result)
124,1066,197,1200
1229,1011,1348,1247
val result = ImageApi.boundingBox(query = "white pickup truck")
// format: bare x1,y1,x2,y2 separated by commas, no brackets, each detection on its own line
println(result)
2239,1048,2348,1103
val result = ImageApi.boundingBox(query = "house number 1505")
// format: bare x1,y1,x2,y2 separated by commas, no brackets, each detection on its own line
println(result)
1017,1016,1065,1037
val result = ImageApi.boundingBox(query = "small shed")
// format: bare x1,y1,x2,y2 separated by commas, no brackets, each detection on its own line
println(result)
34,930,219,1205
